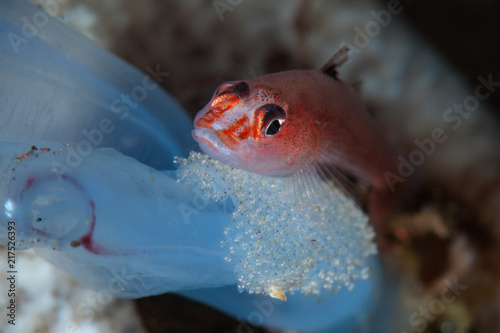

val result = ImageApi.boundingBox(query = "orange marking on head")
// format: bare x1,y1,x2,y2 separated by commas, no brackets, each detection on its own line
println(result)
218,115,250,149
238,126,252,140
211,92,242,109
194,108,223,128
197,91,249,130
252,108,266,139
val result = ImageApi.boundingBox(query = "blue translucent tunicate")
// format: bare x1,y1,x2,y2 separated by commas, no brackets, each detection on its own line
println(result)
0,142,384,331
0,0,194,169
0,1,387,331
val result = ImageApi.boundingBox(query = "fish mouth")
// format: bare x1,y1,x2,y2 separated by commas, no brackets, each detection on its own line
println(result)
192,127,246,169
192,128,233,156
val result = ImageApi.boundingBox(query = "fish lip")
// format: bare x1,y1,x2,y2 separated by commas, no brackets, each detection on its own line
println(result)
192,127,233,156
192,127,247,169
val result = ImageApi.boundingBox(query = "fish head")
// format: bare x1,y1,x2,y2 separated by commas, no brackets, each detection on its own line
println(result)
193,77,320,176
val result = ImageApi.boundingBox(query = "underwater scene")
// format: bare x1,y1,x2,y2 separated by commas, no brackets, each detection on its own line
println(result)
1,0,500,332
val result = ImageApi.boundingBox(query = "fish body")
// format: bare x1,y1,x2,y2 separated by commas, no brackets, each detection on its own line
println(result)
193,47,396,200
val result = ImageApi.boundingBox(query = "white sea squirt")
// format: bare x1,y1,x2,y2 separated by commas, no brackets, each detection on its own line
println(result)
175,152,377,298
0,143,376,298
0,142,381,331
0,142,236,295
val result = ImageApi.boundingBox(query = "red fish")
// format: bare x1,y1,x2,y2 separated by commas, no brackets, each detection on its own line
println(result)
192,47,398,242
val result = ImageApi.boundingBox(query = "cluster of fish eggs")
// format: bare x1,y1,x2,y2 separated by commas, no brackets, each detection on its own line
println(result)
175,152,377,297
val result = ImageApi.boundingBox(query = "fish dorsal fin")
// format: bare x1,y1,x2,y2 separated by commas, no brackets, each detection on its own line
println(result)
320,46,350,80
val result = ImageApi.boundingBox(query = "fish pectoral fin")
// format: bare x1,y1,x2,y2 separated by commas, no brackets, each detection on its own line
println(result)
283,162,367,211
315,162,369,208
283,167,326,205
320,45,350,80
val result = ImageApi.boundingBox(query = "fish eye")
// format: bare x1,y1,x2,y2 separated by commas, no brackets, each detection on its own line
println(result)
266,119,282,136
260,104,286,137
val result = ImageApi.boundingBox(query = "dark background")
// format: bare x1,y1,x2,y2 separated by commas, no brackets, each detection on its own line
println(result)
134,1,500,332
401,0,500,116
